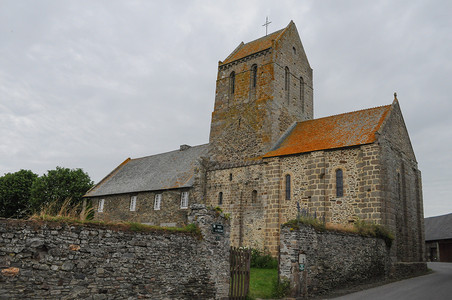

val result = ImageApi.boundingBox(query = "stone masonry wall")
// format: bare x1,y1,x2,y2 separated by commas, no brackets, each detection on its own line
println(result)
206,143,388,257
277,145,384,226
206,163,267,250
92,188,192,227
209,23,313,165
273,21,313,123
279,223,390,297
258,144,386,256
378,101,425,262
0,206,230,300
209,46,276,164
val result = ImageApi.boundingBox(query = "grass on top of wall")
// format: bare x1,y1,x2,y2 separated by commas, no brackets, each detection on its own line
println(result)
28,199,202,238
284,216,394,247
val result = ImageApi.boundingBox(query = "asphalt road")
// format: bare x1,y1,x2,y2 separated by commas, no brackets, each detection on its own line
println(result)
331,262,452,300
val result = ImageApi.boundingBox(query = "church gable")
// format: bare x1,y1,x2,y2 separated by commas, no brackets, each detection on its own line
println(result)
377,99,417,162
220,28,285,65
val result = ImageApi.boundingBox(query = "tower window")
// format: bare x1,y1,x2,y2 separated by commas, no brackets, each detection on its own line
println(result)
285,67,290,103
300,76,305,113
218,192,223,205
252,190,257,203
285,174,291,200
292,47,297,55
336,169,344,197
229,173,233,181
251,64,257,88
229,71,235,96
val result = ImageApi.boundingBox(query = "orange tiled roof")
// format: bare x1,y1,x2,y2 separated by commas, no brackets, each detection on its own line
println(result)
264,105,392,158
221,28,286,65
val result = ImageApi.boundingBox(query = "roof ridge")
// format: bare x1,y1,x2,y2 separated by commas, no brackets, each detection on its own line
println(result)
130,143,209,161
84,157,131,197
264,103,393,158
244,28,284,46
425,212,452,219
220,24,290,65
222,42,245,65
305,104,392,123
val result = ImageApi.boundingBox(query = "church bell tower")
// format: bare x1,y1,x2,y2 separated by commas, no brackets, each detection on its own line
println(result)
209,21,313,165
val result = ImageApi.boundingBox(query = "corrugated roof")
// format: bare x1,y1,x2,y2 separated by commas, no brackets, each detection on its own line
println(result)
221,28,286,65
85,144,209,197
264,105,391,158
425,213,452,241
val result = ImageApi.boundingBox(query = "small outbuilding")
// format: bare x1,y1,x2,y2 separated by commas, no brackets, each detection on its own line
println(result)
425,213,452,262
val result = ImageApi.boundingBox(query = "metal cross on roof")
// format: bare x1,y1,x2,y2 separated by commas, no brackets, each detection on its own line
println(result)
262,17,272,36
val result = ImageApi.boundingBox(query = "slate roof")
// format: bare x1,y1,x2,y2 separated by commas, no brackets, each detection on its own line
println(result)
220,26,287,65
85,144,209,197
264,104,392,158
425,213,452,241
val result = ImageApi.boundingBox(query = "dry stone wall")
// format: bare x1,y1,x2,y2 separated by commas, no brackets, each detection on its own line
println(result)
279,223,390,297
279,223,427,297
0,206,230,300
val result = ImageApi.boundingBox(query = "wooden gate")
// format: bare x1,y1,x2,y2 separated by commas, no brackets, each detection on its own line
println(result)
229,247,251,299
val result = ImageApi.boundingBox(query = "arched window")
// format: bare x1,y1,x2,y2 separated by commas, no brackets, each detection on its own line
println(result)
218,192,223,205
252,190,257,203
336,169,344,197
285,67,290,103
285,174,291,200
251,64,257,88
300,76,305,113
229,71,235,96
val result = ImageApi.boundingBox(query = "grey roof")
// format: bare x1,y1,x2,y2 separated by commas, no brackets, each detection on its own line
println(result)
425,213,452,241
85,144,209,197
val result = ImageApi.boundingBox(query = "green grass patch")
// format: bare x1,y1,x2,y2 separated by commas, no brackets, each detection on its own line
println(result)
248,268,278,299
30,214,202,238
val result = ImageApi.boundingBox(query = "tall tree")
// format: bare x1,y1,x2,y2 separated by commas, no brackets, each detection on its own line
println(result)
0,170,38,218
30,167,94,212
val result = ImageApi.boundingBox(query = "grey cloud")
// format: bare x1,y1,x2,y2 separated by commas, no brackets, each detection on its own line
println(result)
0,0,450,217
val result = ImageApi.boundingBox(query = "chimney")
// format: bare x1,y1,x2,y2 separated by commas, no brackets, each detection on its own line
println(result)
180,144,191,151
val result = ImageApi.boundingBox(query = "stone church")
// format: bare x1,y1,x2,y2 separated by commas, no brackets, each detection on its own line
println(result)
84,21,424,261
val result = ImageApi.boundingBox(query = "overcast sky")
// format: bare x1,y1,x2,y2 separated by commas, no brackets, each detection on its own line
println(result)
1,0,450,217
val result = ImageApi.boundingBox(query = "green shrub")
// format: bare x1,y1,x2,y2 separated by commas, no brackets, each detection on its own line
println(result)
373,223,394,247
354,219,394,247
285,216,326,232
250,248,278,269
271,277,290,298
